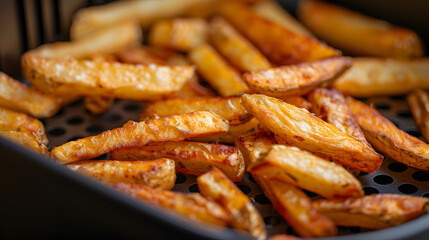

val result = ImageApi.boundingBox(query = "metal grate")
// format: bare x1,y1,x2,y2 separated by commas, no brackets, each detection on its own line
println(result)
42,96,429,238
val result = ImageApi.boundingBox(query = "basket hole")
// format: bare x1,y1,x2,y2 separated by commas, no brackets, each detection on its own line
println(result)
396,109,413,118
86,124,104,134
398,184,418,194
254,194,271,204
175,173,187,184
348,227,362,233
236,184,251,195
92,154,108,160
48,127,66,136
390,95,406,101
264,216,281,226
104,113,121,122
303,190,318,198
189,184,199,193
374,102,390,110
412,171,429,181
388,162,407,172
423,193,429,198
66,116,84,125
406,130,422,137
363,187,379,195
123,103,141,112
373,175,393,185
67,136,85,142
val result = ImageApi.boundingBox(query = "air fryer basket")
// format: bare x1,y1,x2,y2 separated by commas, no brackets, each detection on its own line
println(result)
0,0,428,239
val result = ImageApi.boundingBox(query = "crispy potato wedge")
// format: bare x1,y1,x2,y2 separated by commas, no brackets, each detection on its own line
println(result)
407,89,429,142
110,141,245,182
298,0,423,57
197,168,266,239
334,58,429,97
249,145,363,199
243,57,352,97
0,72,78,118
218,1,340,65
242,94,383,172
114,183,231,227
26,19,141,59
149,18,208,51
209,17,271,72
0,106,47,145
253,1,313,37
347,97,429,170
22,55,194,100
279,95,312,111
189,44,249,97
67,158,175,190
140,97,251,125
254,176,337,237
235,127,276,167
0,131,47,154
50,111,229,164
314,194,429,229
84,96,114,115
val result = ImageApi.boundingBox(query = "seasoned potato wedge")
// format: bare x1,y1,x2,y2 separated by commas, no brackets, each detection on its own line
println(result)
254,176,337,237
243,57,352,97
249,145,363,199
0,131,47,154
0,106,48,145
22,55,194,100
209,17,271,72
140,97,251,125
110,141,245,182
235,127,276,167
242,94,383,172
189,45,249,97
314,194,429,229
84,96,114,115
50,111,229,164
279,95,312,111
218,1,340,65
197,168,266,239
149,18,208,51
114,183,231,227
335,58,429,97
347,97,429,170
26,19,141,59
67,158,175,190
298,0,423,57
407,89,429,142
253,1,313,37
0,72,78,118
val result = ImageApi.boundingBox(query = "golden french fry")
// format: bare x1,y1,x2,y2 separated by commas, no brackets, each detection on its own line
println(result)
140,97,251,125
209,17,271,72
22,55,194,100
189,44,249,97
243,57,352,97
335,58,429,97
110,141,245,182
235,127,275,167
0,72,78,118
314,194,429,229
242,94,383,172
218,1,340,65
67,158,176,190
84,96,114,115
113,183,231,227
149,18,208,51
278,95,312,111
347,97,429,170
0,131,47,154
50,111,229,164
197,168,266,239
254,176,337,237
407,89,429,142
297,0,423,57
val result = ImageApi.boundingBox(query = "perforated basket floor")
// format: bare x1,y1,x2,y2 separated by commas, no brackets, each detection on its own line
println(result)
42,96,429,238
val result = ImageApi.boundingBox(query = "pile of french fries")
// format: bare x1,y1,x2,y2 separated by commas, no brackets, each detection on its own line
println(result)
1,0,429,239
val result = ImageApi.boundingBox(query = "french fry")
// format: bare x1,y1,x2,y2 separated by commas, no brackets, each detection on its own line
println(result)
218,1,340,65
84,96,114,115
149,18,208,51
297,0,423,57
50,111,229,164
235,127,275,167
254,176,337,237
140,97,252,125
22,55,194,100
197,168,266,239
249,145,364,199
347,97,429,170
253,0,313,37
0,72,78,118
189,44,249,97
0,106,48,145
407,89,429,142
209,17,271,72
114,183,231,227
279,95,312,111
334,58,429,97
314,194,429,229
242,94,383,172
67,158,176,190
0,131,47,154
110,141,245,182
243,57,352,97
